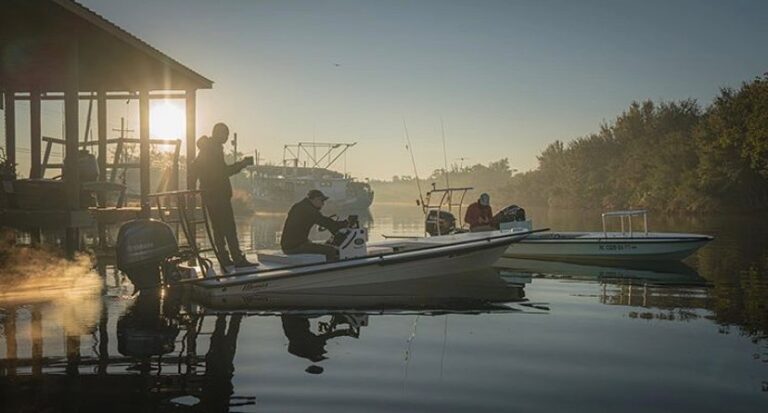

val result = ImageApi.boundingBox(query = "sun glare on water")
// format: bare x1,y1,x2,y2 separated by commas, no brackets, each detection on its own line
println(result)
150,100,186,139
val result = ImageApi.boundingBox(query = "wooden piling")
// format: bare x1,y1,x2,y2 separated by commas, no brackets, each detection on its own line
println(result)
3,91,15,167
186,89,197,239
30,91,42,178
139,89,150,217
64,41,80,256
97,90,107,247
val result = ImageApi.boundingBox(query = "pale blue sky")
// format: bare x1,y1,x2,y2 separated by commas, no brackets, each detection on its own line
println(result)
5,0,768,179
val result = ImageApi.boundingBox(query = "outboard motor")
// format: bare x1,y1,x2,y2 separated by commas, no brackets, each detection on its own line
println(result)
425,210,456,236
494,204,532,231
116,219,179,290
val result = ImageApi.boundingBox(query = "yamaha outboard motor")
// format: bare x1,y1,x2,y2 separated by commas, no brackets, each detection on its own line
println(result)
116,219,179,290
425,210,457,236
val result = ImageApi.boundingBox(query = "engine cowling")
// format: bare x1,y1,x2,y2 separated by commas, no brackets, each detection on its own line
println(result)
116,219,179,290
425,210,456,236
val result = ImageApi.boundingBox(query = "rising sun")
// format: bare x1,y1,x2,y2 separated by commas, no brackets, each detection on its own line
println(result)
150,100,185,139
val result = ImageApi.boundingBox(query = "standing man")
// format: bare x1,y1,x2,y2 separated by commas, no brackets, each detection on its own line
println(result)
192,123,255,268
281,190,348,261
464,192,494,232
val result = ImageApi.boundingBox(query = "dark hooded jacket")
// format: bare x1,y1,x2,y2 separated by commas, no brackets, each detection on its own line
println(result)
191,136,242,198
280,198,346,250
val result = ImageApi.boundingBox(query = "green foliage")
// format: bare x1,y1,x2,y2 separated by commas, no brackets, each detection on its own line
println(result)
373,74,768,213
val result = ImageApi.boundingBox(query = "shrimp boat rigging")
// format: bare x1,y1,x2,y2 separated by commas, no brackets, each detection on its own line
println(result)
246,142,373,212
115,190,539,299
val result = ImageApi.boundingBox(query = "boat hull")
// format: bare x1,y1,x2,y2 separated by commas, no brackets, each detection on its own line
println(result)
188,234,522,302
505,232,713,261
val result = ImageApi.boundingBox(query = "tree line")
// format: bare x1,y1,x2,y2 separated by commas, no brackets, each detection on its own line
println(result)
372,74,768,213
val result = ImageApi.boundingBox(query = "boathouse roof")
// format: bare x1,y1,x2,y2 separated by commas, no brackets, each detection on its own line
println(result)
0,0,213,92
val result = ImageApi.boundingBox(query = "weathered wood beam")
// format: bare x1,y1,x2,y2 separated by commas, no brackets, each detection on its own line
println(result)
97,91,107,181
186,90,197,190
64,41,81,256
3,91,15,168
63,47,80,210
97,91,107,211
30,91,42,178
186,89,197,241
139,89,150,216
13,92,187,101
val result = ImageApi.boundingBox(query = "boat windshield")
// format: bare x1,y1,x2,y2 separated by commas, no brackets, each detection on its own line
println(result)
601,209,648,236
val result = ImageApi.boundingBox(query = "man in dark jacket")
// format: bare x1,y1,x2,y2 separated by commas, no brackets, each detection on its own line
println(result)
281,190,347,261
192,123,255,268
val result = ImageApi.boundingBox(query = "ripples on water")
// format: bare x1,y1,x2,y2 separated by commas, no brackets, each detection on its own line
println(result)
0,205,766,412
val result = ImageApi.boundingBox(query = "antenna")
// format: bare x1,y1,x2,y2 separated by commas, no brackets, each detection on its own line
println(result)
403,120,425,208
440,117,449,188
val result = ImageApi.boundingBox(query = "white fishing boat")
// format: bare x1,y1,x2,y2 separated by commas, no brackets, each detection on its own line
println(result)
183,231,531,302
501,210,713,262
114,191,536,298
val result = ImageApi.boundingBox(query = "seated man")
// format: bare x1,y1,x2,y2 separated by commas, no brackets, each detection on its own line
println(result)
281,190,348,261
464,192,494,232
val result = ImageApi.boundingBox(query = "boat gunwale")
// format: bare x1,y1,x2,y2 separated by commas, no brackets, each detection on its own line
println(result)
188,231,538,289
519,235,713,244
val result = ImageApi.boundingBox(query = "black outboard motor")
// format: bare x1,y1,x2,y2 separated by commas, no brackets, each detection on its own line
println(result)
425,210,457,236
494,204,526,225
116,219,179,290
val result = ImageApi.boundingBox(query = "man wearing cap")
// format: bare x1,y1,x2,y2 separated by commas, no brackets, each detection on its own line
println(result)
464,193,494,232
281,190,348,261
192,122,256,268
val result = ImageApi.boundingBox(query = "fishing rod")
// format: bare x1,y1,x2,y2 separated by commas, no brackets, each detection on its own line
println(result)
440,117,450,189
403,120,425,210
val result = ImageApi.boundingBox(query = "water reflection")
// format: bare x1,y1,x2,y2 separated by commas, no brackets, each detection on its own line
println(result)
495,257,706,285
196,269,527,312
1,207,767,410
282,314,367,374
0,268,528,411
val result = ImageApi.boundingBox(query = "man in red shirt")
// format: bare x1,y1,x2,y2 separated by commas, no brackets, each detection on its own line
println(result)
464,193,494,232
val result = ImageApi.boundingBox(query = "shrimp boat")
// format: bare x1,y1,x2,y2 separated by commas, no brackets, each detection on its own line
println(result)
501,210,713,262
114,190,538,300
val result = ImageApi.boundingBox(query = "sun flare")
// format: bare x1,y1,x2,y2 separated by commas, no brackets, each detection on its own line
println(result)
150,100,185,139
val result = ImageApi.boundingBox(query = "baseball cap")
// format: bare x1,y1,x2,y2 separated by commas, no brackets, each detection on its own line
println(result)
307,189,329,201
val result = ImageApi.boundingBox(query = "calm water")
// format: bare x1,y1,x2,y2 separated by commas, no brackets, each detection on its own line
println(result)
1,205,767,412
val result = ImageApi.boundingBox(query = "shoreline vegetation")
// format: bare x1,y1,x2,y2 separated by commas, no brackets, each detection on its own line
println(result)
370,74,768,214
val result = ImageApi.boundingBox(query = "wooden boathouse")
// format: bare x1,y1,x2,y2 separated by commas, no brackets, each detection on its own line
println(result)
0,0,213,252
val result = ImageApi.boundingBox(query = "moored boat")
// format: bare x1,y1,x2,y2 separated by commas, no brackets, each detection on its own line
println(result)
501,210,713,262
184,231,532,302
114,193,538,297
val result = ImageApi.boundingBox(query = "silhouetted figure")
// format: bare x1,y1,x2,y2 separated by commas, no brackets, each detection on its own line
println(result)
280,189,347,261
192,123,255,268
201,314,254,412
281,315,357,374
465,192,494,231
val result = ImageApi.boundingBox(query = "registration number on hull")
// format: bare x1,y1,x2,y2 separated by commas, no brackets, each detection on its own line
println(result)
598,244,637,252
